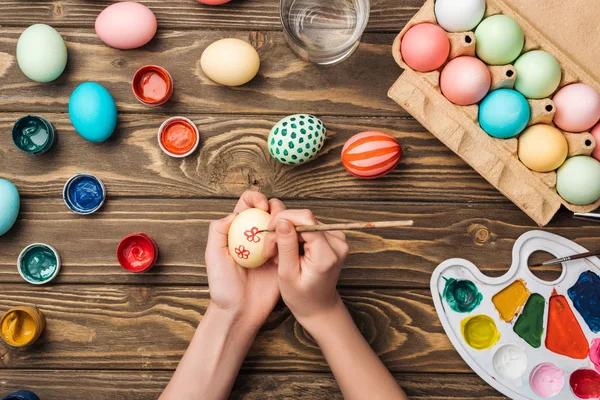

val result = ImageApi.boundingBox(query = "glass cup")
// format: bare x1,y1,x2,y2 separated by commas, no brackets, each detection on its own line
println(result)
280,0,370,65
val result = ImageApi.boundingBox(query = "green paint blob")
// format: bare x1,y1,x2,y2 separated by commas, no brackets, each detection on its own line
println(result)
513,293,545,348
443,278,483,313
19,244,59,284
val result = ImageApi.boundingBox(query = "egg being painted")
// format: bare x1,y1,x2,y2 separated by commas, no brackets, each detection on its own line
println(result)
268,114,326,165
16,24,67,83
69,82,118,142
434,0,485,32
0,179,20,236
228,208,271,269
341,131,402,179
201,38,260,86
557,156,600,205
95,2,157,50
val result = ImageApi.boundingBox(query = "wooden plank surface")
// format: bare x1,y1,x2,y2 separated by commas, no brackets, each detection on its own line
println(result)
0,29,404,117
0,113,504,202
0,285,464,372
0,370,508,400
0,199,585,286
0,0,424,31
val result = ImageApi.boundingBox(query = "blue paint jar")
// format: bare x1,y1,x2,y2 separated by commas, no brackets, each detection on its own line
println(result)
1,390,41,400
63,173,106,215
478,89,530,139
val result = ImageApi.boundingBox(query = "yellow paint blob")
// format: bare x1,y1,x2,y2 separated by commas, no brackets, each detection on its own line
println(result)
461,314,501,350
0,306,45,347
492,279,530,322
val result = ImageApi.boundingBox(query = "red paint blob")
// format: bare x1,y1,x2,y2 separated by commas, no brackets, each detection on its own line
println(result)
132,65,173,106
117,233,158,273
158,117,200,157
546,289,589,359
570,369,600,399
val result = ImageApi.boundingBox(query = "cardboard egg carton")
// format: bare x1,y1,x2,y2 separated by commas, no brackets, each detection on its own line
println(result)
388,0,600,226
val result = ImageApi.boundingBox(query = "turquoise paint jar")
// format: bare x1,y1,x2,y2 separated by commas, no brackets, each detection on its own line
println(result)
12,115,56,155
17,243,61,284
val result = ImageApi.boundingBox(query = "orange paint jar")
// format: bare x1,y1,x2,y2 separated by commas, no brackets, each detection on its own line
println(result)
132,65,174,106
0,306,45,348
157,116,200,158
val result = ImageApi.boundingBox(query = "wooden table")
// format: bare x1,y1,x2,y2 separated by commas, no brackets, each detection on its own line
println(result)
0,1,598,398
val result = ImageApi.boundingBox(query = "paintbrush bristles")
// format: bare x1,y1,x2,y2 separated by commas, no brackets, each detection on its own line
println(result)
259,220,414,233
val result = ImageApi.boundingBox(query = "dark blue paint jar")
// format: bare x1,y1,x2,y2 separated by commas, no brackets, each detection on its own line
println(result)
2,390,41,400
63,173,106,215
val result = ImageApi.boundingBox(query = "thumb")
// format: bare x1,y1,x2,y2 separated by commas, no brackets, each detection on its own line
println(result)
276,219,300,280
206,213,237,257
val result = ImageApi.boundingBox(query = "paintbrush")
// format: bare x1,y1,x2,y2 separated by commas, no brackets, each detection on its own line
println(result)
573,212,600,222
529,249,600,267
258,220,414,233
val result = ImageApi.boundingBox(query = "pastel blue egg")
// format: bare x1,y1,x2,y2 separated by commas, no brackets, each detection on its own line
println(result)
0,179,20,236
69,82,117,142
479,89,530,138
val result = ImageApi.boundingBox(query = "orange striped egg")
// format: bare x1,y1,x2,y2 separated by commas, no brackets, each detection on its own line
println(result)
341,131,402,179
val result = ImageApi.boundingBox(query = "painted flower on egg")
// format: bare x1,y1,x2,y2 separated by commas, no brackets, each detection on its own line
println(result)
244,227,261,243
235,245,250,260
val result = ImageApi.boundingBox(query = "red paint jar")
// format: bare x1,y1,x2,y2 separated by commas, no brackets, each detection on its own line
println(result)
132,65,174,106
117,233,159,273
157,116,200,158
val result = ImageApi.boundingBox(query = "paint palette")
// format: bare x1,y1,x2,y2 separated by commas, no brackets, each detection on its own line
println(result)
431,230,600,399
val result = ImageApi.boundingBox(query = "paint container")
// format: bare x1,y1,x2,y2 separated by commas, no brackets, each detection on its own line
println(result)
63,173,106,215
117,233,159,273
157,117,200,158
11,115,56,155
0,306,45,348
1,390,41,400
18,243,61,285
132,65,174,106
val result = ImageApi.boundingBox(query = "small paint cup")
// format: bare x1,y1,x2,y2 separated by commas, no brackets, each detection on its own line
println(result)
0,306,46,348
157,116,200,158
63,173,106,215
1,390,41,400
117,233,159,273
18,243,61,285
12,115,56,155
132,65,174,106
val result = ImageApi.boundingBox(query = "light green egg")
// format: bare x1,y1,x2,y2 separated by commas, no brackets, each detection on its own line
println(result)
17,24,68,83
268,114,326,165
557,156,600,205
514,51,562,99
475,15,524,65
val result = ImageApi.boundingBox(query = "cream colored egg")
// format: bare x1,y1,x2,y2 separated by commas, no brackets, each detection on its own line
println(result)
200,38,260,86
518,124,568,172
228,208,271,268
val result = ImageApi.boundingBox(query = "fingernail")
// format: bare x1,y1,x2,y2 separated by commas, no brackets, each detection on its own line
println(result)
277,219,292,234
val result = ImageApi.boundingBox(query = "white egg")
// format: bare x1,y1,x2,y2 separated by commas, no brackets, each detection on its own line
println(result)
434,0,486,32
228,208,271,268
200,38,260,86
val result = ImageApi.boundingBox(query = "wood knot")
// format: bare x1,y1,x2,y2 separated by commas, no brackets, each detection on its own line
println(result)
467,223,491,245
248,32,266,52
53,2,65,17
111,58,128,68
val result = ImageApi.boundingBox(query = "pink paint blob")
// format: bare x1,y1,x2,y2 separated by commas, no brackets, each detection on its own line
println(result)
530,363,565,398
440,56,491,105
553,83,600,132
591,123,600,162
400,23,450,72
197,0,231,4
591,339,600,373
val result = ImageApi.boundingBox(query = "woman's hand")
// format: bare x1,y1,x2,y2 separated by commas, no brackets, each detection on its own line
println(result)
205,191,286,331
263,209,349,328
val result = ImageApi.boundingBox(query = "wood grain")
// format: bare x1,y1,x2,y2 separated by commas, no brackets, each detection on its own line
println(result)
0,285,466,373
0,0,425,31
0,199,587,286
0,370,507,400
0,114,501,202
0,29,404,117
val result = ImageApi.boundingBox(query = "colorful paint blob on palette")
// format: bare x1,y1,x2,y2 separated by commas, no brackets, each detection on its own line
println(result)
546,289,589,359
570,369,600,399
492,279,530,322
460,314,500,350
512,293,545,348
442,278,482,313
568,270,600,333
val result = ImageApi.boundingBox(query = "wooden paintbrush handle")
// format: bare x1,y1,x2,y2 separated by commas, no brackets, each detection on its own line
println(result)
295,220,414,233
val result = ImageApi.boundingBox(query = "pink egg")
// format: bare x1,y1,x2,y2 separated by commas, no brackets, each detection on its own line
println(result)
440,56,491,105
197,0,231,4
95,2,157,50
400,23,450,72
553,83,600,132
592,122,600,161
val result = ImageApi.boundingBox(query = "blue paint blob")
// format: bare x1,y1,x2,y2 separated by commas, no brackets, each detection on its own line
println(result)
478,89,530,138
568,270,600,333
63,174,105,214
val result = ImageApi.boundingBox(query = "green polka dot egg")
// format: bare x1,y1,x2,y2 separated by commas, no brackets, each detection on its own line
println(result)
268,114,326,165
